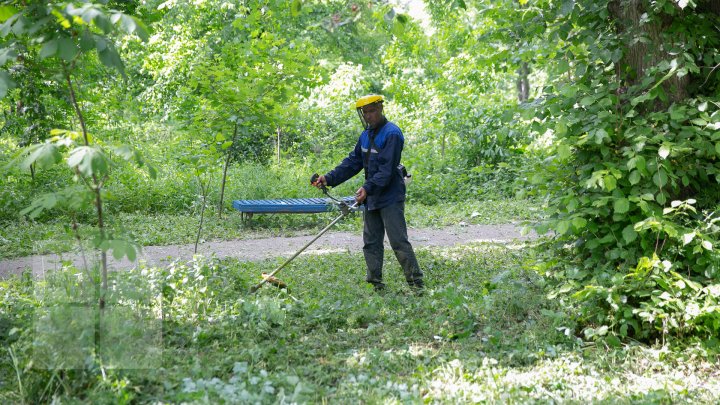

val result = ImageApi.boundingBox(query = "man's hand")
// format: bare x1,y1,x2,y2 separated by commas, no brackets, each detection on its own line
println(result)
312,174,328,188
355,187,367,203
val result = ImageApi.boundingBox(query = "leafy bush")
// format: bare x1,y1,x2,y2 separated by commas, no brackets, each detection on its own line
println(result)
535,1,720,343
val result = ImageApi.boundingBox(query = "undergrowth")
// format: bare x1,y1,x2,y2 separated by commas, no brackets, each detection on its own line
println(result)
0,244,717,403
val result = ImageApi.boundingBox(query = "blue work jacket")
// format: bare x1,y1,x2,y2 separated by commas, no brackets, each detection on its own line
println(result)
325,119,406,211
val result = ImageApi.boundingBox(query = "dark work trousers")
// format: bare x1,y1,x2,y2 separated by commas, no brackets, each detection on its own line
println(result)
362,201,424,289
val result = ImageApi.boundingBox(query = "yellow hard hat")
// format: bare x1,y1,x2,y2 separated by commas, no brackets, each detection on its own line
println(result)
355,94,384,109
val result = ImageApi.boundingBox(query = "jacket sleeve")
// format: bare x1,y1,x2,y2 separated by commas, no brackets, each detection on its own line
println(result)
324,139,364,187
363,132,403,195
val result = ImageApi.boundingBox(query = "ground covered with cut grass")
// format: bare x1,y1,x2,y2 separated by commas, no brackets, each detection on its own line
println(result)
1,243,717,403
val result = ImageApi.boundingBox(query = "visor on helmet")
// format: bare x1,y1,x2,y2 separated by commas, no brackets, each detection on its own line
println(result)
354,94,384,130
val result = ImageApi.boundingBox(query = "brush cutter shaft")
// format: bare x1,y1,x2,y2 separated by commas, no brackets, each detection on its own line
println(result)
249,201,358,293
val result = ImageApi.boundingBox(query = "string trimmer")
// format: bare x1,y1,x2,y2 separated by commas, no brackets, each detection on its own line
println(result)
249,174,360,293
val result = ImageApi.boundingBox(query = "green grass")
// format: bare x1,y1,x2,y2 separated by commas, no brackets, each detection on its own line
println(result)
0,198,544,259
0,243,717,403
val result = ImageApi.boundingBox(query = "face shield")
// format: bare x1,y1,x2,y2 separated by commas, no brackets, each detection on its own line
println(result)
354,95,384,130
356,107,371,130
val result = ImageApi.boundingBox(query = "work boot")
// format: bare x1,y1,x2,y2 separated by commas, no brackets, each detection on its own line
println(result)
371,283,386,294
409,281,424,296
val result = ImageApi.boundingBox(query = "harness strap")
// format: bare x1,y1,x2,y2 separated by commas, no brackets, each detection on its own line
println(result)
364,133,375,180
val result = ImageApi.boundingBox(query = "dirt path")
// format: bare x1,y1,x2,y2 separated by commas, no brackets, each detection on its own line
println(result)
0,223,536,279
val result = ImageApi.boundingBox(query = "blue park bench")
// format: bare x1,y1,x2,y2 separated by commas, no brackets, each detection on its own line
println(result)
232,197,361,220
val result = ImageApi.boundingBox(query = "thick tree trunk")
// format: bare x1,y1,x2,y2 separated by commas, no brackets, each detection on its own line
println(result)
609,0,689,104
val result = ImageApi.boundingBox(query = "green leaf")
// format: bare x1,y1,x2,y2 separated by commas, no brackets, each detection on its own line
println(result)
691,118,707,126
572,216,587,230
669,106,686,120
556,220,570,235
629,170,641,185
391,19,405,36
23,143,61,169
557,143,571,160
58,36,79,61
635,156,646,172
603,175,617,192
0,70,15,99
221,141,233,150
656,192,667,205
79,29,95,51
98,45,125,77
622,224,638,243
68,146,110,177
0,5,18,22
555,120,568,137
594,128,608,144
120,14,149,41
605,335,622,348
291,0,302,17
92,12,113,33
580,96,595,107
560,0,575,16
614,198,630,214
653,170,668,188
20,193,58,219
0,47,17,65
39,39,58,59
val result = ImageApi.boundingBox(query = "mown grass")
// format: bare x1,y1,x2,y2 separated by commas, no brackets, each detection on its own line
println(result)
0,243,717,403
0,198,543,259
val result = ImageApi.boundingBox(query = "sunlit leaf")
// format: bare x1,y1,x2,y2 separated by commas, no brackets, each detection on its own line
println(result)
291,0,302,17
0,5,17,22
658,145,670,159
603,175,616,191
682,232,696,246
23,143,61,170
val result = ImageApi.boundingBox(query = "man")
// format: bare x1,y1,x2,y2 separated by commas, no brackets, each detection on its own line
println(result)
314,95,424,293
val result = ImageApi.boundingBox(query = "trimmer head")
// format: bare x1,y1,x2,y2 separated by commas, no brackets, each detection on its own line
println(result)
261,273,288,290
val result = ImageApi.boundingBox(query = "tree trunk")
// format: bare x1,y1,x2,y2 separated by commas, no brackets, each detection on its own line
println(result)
276,127,281,164
218,122,238,218
609,0,689,105
516,62,530,102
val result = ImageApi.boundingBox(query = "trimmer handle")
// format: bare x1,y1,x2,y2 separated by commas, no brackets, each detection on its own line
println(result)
310,173,327,192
